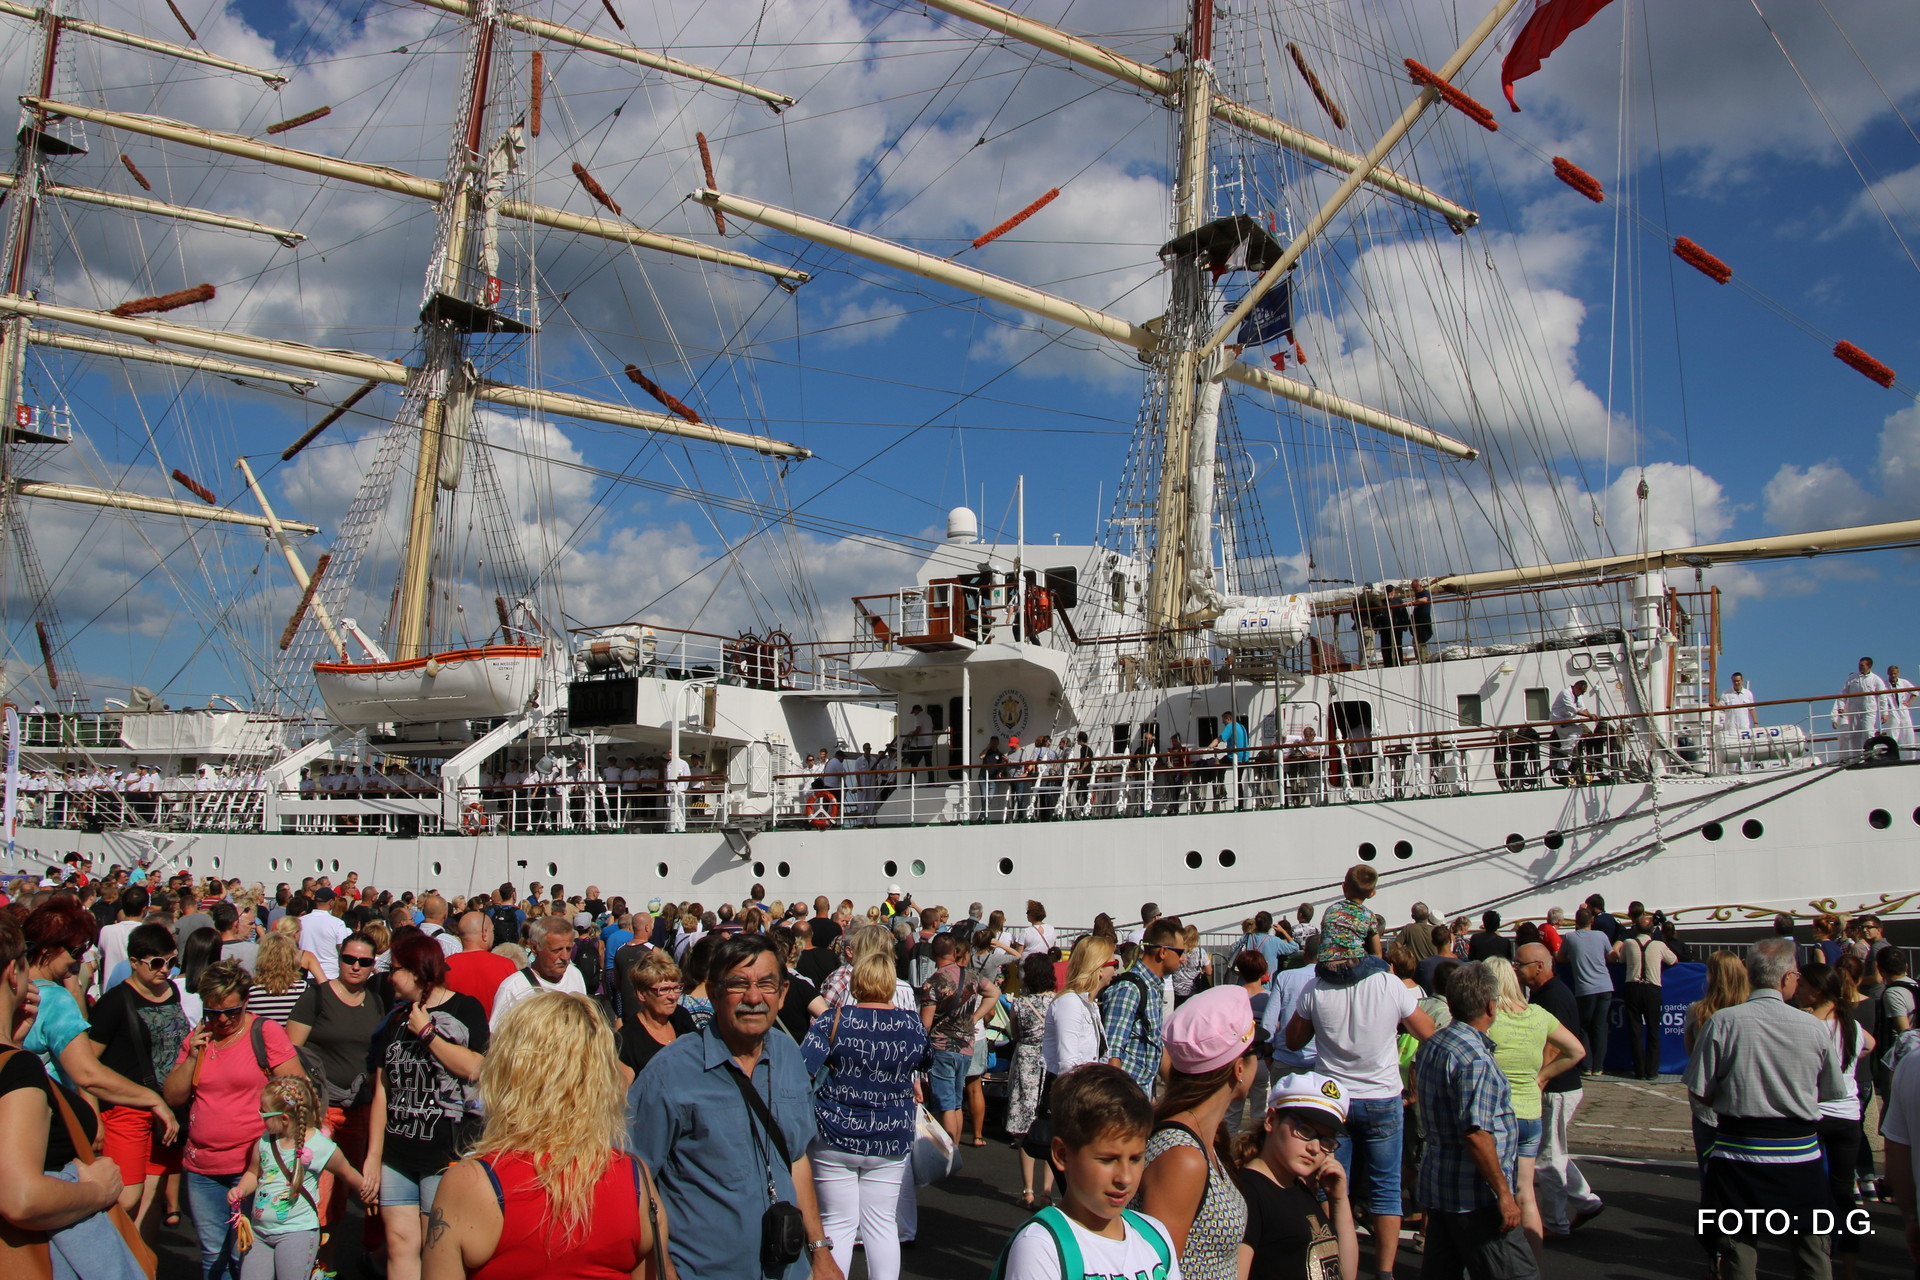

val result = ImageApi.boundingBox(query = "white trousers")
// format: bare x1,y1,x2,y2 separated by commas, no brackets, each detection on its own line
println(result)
1535,1087,1602,1232
808,1141,909,1280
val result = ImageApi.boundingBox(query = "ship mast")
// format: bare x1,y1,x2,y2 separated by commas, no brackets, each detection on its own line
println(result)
390,3,503,660
1141,0,1217,669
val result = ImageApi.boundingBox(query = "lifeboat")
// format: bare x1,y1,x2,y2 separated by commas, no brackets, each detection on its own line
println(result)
313,644,545,726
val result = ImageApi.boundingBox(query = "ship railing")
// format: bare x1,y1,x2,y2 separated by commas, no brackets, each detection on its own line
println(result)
18,711,124,749
749,689,1879,828
450,775,732,835
568,623,870,693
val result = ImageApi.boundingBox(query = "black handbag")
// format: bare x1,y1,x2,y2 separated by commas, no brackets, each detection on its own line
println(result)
1020,1071,1054,1161
726,1063,808,1271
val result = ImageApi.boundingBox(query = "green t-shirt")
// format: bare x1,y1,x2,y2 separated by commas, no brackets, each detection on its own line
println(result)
251,1129,337,1237
1488,1004,1556,1121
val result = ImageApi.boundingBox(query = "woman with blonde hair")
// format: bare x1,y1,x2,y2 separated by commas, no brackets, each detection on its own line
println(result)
1482,954,1585,1270
1686,951,1751,1172
249,925,316,1024
423,991,668,1279
801,949,931,1280
619,949,696,1081
1041,934,1117,1074
823,924,916,1010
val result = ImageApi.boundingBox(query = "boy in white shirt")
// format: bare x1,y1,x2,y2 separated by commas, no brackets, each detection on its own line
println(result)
993,1063,1181,1280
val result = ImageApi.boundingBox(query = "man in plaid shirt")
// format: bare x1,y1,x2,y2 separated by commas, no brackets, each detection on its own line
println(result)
1414,961,1535,1279
1101,917,1187,1096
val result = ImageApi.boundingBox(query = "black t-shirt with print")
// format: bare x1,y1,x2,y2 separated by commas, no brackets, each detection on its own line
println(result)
372,991,490,1175
90,980,193,1095
1239,1167,1342,1280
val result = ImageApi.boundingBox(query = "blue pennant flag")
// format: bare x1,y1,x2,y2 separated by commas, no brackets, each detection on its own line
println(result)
1233,277,1294,348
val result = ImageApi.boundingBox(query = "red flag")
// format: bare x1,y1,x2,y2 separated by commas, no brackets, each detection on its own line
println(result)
1501,0,1617,111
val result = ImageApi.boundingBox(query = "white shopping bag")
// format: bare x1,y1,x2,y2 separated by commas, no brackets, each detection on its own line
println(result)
911,1104,962,1186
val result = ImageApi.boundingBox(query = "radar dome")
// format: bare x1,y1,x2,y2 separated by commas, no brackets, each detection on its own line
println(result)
946,507,980,544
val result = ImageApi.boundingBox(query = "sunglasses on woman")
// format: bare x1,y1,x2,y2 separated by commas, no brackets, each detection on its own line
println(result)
339,955,377,968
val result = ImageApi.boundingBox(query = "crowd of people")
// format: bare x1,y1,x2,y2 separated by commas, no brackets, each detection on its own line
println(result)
0,858,1915,1280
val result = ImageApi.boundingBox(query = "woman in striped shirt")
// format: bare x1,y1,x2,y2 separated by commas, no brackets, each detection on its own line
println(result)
247,928,313,1024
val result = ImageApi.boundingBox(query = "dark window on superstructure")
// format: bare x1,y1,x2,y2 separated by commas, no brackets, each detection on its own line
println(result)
1524,688,1551,722
1197,715,1219,747
1457,695,1482,727
1111,724,1130,754
1329,701,1373,740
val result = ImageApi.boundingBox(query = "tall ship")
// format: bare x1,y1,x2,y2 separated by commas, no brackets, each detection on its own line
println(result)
1,0,1915,929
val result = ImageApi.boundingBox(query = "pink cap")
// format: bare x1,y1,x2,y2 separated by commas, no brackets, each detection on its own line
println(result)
1164,984,1255,1074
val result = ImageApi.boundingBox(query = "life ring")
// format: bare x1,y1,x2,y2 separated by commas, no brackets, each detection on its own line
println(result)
1023,586,1054,636
460,801,488,835
805,788,839,829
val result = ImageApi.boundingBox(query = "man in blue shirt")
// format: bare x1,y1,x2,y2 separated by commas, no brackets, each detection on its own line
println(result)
1413,961,1535,1279
1102,917,1185,1097
629,934,842,1280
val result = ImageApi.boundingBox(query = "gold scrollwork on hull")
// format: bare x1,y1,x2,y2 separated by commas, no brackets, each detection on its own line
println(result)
1664,890,1920,925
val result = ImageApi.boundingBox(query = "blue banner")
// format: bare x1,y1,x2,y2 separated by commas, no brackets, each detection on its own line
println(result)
1604,961,1707,1076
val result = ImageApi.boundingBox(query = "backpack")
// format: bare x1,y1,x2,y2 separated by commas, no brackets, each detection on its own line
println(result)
1875,979,1919,1084
487,904,521,946
989,1206,1171,1280
250,1014,329,1103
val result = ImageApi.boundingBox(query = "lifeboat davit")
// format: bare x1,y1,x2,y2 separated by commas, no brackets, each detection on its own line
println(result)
313,644,544,726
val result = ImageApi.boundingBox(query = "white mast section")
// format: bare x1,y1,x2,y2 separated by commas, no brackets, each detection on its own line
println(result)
13,478,318,533
1434,519,1920,596
28,330,316,387
0,296,812,459
916,0,1474,227
0,1,286,85
695,188,1473,460
236,456,342,652
0,173,303,245
409,0,793,109
1203,0,1527,357
1185,377,1222,599
24,100,809,286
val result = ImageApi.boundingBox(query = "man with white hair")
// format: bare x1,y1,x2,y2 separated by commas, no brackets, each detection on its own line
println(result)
1685,936,1847,1279
489,915,587,1027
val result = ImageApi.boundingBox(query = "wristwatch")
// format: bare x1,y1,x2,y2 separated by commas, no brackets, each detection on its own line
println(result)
807,1238,834,1255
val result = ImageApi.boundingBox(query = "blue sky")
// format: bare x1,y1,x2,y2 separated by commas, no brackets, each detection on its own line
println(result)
3,0,1918,718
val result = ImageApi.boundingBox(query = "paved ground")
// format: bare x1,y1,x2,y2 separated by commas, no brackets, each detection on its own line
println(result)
153,1076,1908,1279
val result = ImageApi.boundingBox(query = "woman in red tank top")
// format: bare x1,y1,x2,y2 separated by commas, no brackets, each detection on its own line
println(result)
422,991,670,1279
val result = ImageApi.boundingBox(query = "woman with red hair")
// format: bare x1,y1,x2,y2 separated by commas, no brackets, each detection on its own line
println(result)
21,897,177,1133
364,930,488,1280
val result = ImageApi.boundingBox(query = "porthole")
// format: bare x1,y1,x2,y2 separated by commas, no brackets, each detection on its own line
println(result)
911,859,926,876
1186,851,1203,869
1505,834,1525,854
777,862,792,878
268,858,279,872
1543,830,1564,851
315,858,325,872
1358,842,1377,862
883,860,898,878
1219,849,1237,868
997,857,1014,875
1741,819,1764,840
656,862,670,878
1393,840,1413,860
547,862,559,877
1702,822,1724,841
330,859,340,873
753,862,766,877
212,857,221,871
1869,809,1892,830
431,862,442,877
1913,807,1920,826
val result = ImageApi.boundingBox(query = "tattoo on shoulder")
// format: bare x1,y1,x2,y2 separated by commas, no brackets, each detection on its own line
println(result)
426,1205,451,1247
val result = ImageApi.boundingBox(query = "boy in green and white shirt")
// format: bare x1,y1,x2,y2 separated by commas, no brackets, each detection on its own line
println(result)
994,1064,1180,1280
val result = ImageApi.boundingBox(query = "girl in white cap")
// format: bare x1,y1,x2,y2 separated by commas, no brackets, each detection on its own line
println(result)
1233,1072,1359,1279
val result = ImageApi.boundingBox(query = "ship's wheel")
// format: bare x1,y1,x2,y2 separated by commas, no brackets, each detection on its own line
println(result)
763,629,797,685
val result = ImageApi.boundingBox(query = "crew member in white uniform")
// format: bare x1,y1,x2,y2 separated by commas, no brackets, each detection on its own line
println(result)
664,748,691,832
1834,656,1890,756
1548,680,1600,781
1886,663,1916,751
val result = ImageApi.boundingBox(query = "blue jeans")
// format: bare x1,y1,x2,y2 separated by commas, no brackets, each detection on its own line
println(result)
1334,1095,1404,1218
187,1170,252,1279
1515,1115,1542,1159
928,1050,970,1113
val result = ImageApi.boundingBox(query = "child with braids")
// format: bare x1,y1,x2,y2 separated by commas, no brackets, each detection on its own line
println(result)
227,1075,367,1279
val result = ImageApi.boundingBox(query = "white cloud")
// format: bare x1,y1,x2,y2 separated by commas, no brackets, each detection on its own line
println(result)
1764,401,1920,531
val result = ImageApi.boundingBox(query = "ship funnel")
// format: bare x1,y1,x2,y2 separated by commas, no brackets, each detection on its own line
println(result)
946,506,979,544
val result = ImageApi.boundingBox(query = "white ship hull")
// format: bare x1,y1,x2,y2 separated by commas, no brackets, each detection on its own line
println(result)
16,760,1914,929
